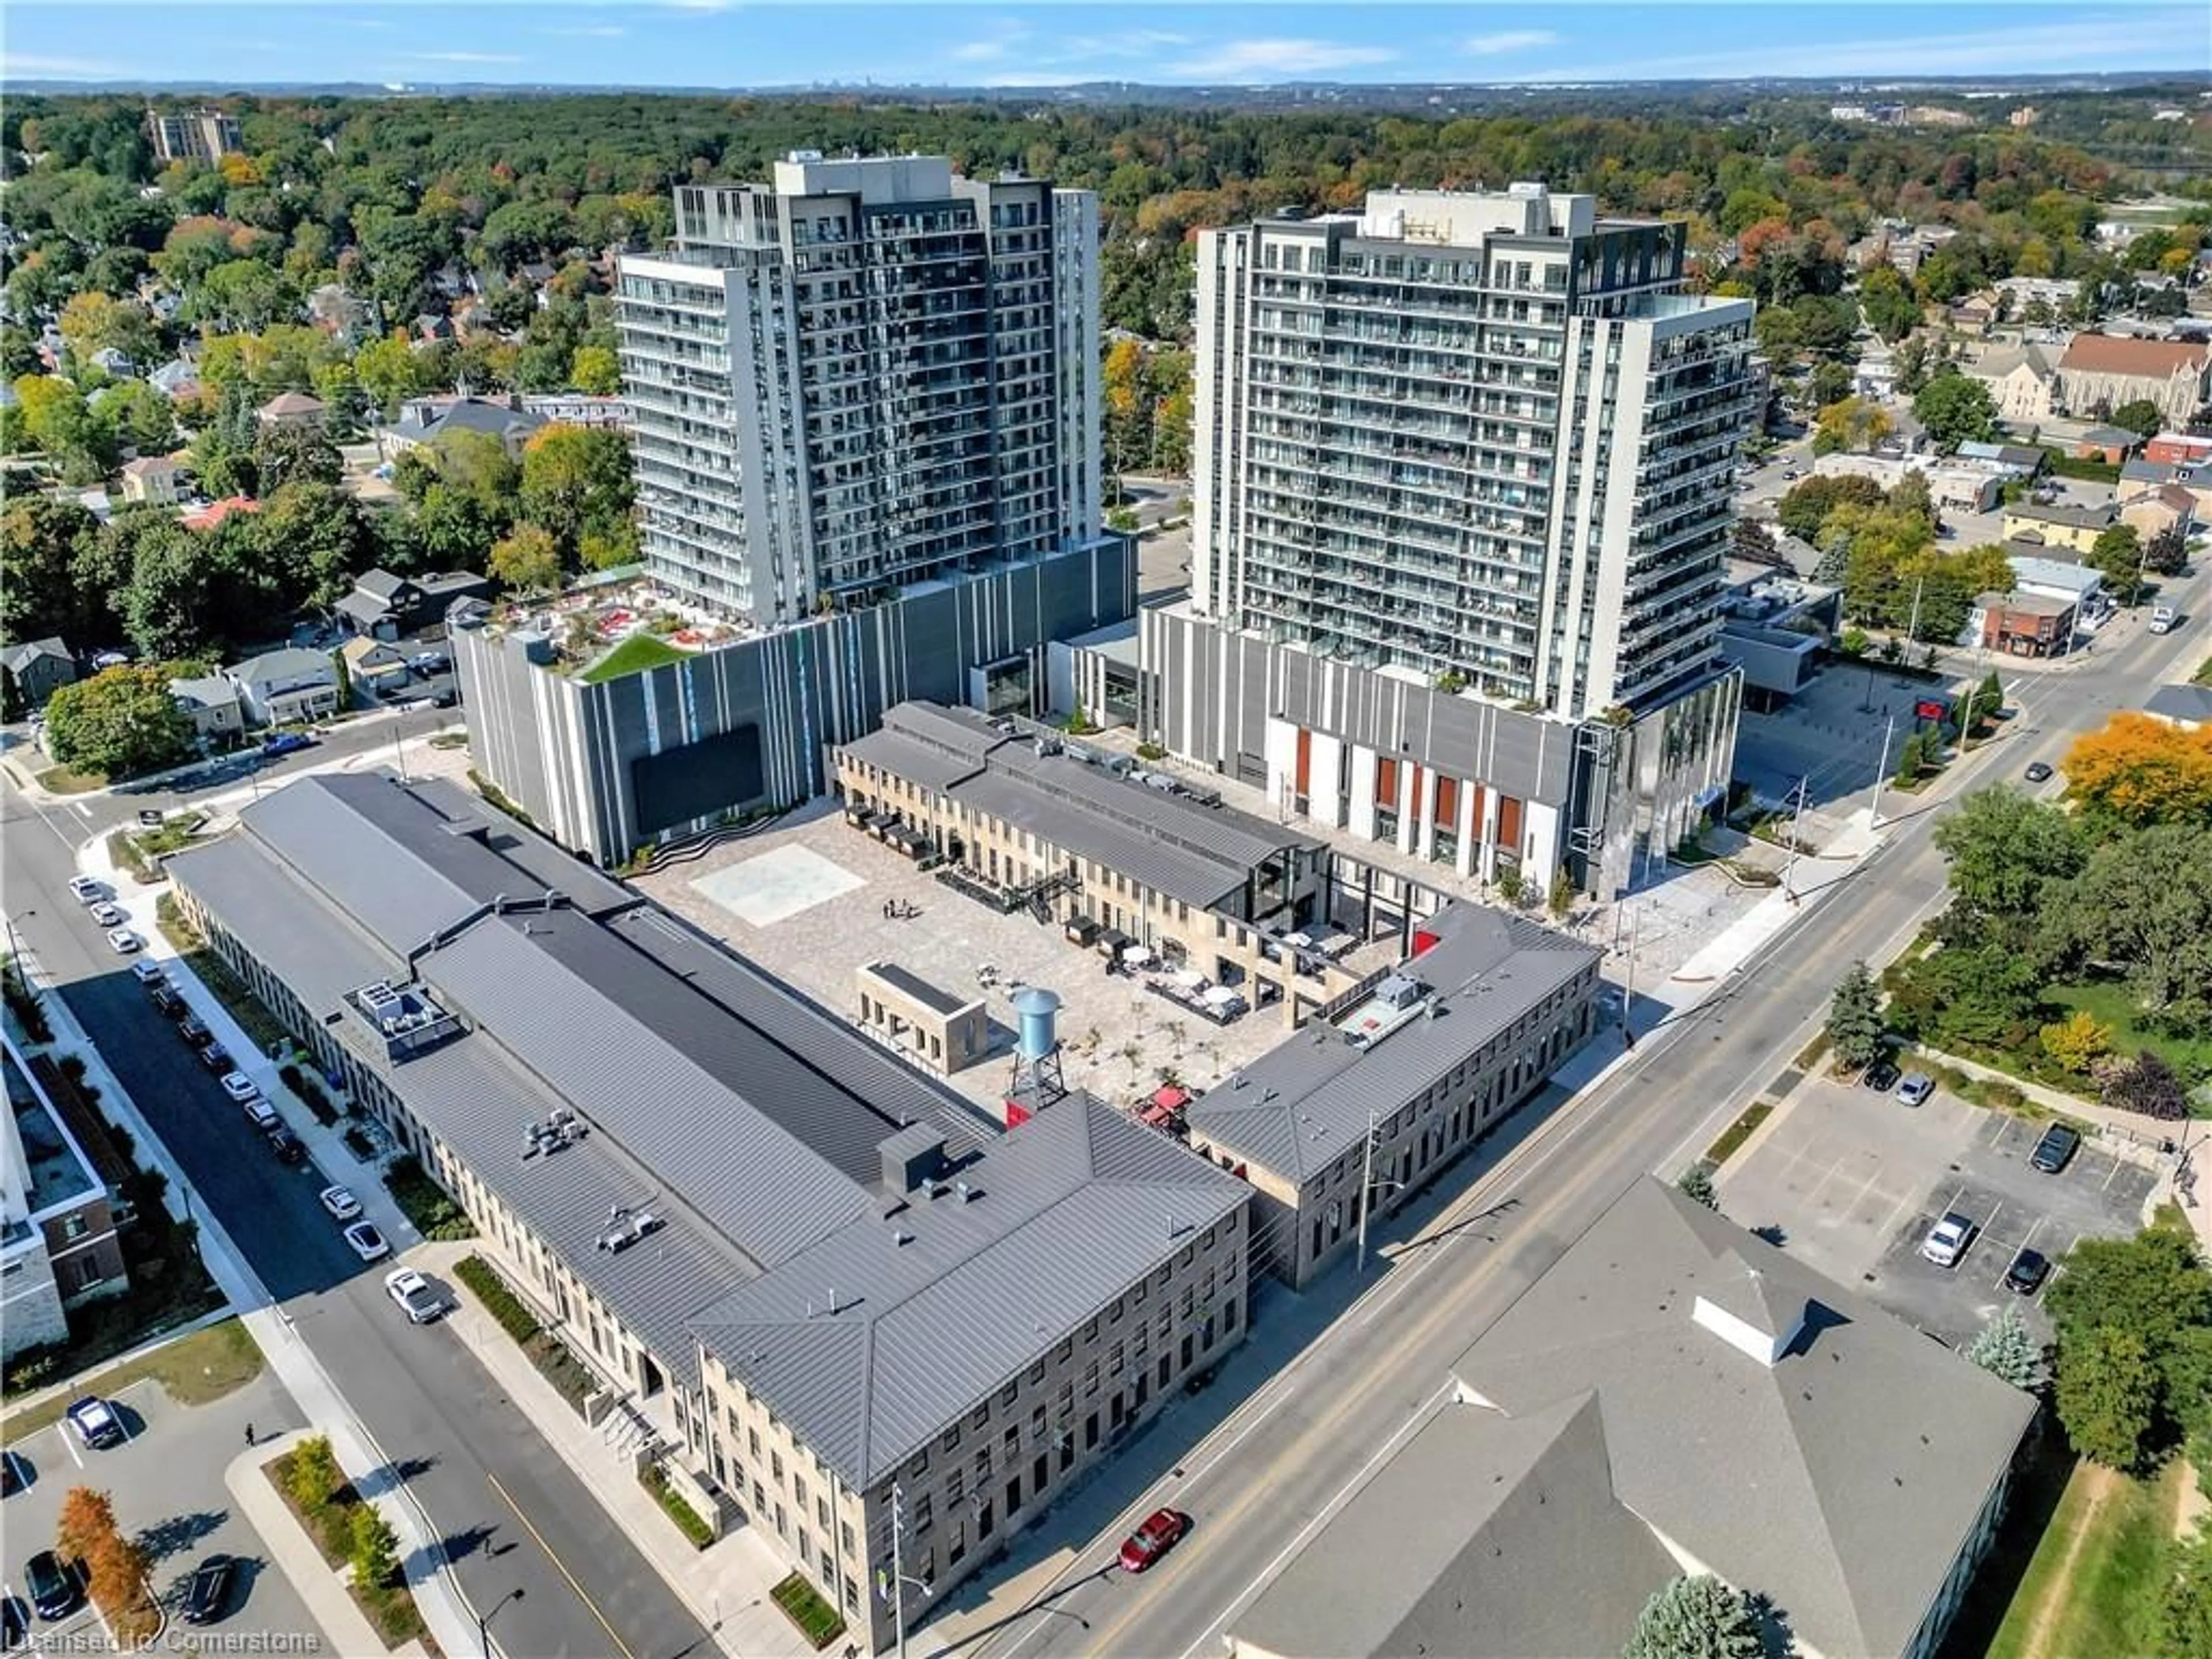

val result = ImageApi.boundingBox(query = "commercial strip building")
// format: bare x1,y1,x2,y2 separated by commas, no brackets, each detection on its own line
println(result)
1183,903,1600,1286
1157,184,1756,902
617,154,1103,624
166,774,1249,1652
3,1037,130,1360
1227,1180,2036,1659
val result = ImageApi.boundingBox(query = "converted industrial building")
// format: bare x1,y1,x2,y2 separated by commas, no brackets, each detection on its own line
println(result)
167,773,1249,1652
1228,1180,2036,1659
1184,903,1601,1286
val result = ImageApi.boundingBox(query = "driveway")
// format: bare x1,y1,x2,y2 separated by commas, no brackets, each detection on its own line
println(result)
1717,1074,2156,1348
1,1365,323,1648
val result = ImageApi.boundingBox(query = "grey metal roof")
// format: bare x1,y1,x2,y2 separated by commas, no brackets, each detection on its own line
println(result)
1,638,70,669
423,399,547,444
165,836,396,1014
2146,682,2212,725
1230,1394,1675,1659
950,770,1243,912
1452,1180,2038,1659
989,741,1314,872
419,915,878,1268
355,569,412,602
1189,904,1600,1182
691,1096,1248,1487
841,726,987,796
878,700,1005,763
862,960,974,1019
228,646,336,687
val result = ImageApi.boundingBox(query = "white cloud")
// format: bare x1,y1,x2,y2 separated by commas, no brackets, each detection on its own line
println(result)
1536,15,2192,81
2,52,142,78
1464,30,1560,58
1168,37,1396,81
661,0,736,13
544,24,626,37
407,51,527,65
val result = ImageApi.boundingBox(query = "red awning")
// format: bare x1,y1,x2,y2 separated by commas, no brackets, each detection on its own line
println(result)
1150,1086,1191,1112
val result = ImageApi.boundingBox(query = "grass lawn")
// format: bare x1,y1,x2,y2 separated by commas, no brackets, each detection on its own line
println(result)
2,1319,262,1438
2043,979,2212,1091
267,1444,427,1650
1705,1101,1774,1166
2194,655,2211,687
1984,1458,2177,1659
36,763,108,794
577,632,688,684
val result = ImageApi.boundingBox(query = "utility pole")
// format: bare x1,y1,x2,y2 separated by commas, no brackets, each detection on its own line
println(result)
1779,773,1810,906
1620,902,1639,1049
1904,573,1925,649
1355,1108,1378,1275
1869,711,1897,829
892,1483,907,1659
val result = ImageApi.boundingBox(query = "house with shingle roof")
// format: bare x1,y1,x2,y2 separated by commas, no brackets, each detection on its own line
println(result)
255,390,326,431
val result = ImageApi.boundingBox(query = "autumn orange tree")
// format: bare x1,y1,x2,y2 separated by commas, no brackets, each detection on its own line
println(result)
2063,713,2212,830
54,1486,158,1644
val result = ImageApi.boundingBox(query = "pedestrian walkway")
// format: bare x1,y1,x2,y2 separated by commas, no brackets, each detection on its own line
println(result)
408,1239,814,1659
228,1430,421,1659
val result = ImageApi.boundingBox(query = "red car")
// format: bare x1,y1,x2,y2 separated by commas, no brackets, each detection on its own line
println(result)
1119,1508,1189,1573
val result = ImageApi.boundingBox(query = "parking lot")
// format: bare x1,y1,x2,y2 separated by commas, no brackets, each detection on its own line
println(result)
2,1361,325,1652
634,802,1302,1122
1718,1075,2157,1349
1734,660,1965,813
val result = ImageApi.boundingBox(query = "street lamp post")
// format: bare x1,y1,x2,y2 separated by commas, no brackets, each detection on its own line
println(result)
479,1586,524,1659
879,1483,931,1659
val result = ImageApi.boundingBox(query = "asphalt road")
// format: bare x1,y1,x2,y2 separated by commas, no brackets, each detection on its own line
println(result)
1,798,715,1659
955,564,2212,1659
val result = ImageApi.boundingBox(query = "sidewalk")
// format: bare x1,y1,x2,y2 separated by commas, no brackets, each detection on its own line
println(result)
411,1238,810,1659
228,1430,419,1659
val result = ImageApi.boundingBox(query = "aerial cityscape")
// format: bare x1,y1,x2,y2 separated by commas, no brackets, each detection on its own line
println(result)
1,6,2210,1658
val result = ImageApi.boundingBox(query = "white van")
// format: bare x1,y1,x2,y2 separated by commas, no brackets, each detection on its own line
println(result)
2149,604,2178,635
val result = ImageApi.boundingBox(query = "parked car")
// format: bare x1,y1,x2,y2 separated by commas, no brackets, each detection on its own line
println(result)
149,984,183,1016
1920,1213,1973,1269
384,1268,444,1324
105,927,141,955
244,1099,281,1133
343,1221,391,1262
1119,1508,1190,1574
173,1012,209,1044
2150,604,2179,635
265,1126,304,1164
409,650,450,675
2024,761,2054,783
433,688,460,709
318,1185,362,1222
198,1041,233,1073
219,1071,260,1104
2005,1247,2051,1295
2031,1123,2082,1175
181,1555,236,1626
2,1592,25,1650
1863,1057,1902,1093
67,876,105,904
24,1551,78,1622
260,732,314,759
1896,1072,1935,1108
65,1396,124,1450
129,959,166,986
88,902,126,927
0,1448,29,1498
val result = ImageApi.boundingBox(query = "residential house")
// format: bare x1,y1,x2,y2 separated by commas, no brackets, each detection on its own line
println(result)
2056,334,2212,426
88,347,137,380
2142,683,2212,731
2073,425,2142,465
2001,499,2116,555
413,314,456,344
1971,590,2076,658
2120,483,2198,543
1963,341,2058,423
307,283,370,344
1222,1181,2037,1659
181,496,260,532
1953,440,2047,475
256,391,326,432
225,647,340,728
332,567,496,641
118,454,180,506
338,637,411,703
1947,290,2003,333
0,638,77,709
147,359,200,401
168,672,244,746
377,396,547,463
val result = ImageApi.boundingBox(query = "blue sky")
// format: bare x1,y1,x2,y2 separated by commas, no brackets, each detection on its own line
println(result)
4,2,2205,89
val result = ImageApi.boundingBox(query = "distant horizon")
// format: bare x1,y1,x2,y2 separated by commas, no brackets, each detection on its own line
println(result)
5,2,2209,93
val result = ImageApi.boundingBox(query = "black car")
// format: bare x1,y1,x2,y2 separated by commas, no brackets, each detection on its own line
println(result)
25,1551,78,1622
266,1127,305,1165
2024,761,2054,784
1863,1057,1902,1093
2006,1247,2051,1295
2032,1123,2082,1174
149,984,183,1017
182,1555,236,1626
0,1448,27,1497
198,1041,233,1073
3,1593,26,1651
176,1013,210,1044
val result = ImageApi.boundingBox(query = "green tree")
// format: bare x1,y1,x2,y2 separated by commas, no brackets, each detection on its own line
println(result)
569,343,620,396
2086,523,2145,605
1621,1575,1764,1659
1911,369,2001,451
487,522,560,595
1859,263,1920,340
518,423,632,565
2054,1324,2160,1471
1,495,106,645
254,424,342,493
283,1435,340,1511
1967,669,2004,730
353,332,427,418
2107,398,2163,439
194,258,299,332
1776,473,1884,543
1893,728,1927,786
347,1504,400,1589
1676,1164,1719,1211
1964,1302,2044,1390
2053,825,2212,1030
41,665,196,779
1930,787,2084,922
2160,1537,2212,1659
1825,961,1887,1071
